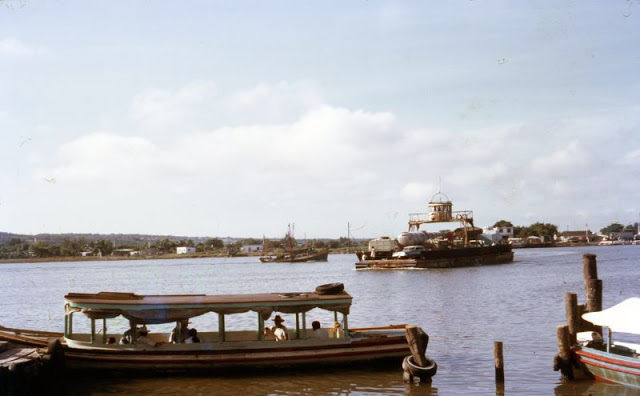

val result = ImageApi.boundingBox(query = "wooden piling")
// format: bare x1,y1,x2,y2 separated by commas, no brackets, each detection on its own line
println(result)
494,341,504,383
582,253,602,313
405,326,429,367
553,325,574,379
582,253,602,335
582,254,597,281
564,292,579,343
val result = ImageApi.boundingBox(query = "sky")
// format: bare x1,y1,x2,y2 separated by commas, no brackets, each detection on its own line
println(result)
1,1,640,239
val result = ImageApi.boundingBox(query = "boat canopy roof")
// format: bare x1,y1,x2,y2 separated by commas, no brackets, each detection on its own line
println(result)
64,290,352,325
582,297,640,335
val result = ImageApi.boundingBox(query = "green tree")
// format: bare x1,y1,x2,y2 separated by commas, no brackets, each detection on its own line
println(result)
60,237,86,256
513,222,558,238
0,238,28,259
205,238,224,249
600,222,624,234
313,240,326,248
527,222,558,238
493,220,513,228
155,238,177,252
91,239,114,255
29,241,60,257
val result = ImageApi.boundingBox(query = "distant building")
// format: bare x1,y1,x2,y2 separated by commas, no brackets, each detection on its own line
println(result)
112,249,135,256
241,244,263,253
481,226,513,244
610,231,634,241
556,231,595,243
176,246,196,254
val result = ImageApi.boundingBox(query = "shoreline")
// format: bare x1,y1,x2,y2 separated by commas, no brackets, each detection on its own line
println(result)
0,249,355,264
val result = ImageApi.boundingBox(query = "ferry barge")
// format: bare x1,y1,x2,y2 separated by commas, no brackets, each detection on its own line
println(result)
356,192,514,269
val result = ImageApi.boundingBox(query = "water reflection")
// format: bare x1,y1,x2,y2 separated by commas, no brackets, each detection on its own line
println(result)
554,380,639,396
67,367,441,396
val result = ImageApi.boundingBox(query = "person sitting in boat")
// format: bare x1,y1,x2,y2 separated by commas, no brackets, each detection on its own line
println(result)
185,328,201,343
170,319,190,343
120,327,134,344
309,320,325,339
330,321,344,339
265,315,288,341
136,326,160,347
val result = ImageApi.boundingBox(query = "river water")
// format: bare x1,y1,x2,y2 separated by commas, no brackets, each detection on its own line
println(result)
1,246,639,395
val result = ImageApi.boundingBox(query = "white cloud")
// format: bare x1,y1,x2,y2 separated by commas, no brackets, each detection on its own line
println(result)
0,38,43,58
130,81,218,129
25,78,640,236
401,182,435,201
530,141,592,176
45,133,180,182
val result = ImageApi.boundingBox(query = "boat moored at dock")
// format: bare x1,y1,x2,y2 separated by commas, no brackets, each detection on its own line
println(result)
573,298,640,389
0,284,413,372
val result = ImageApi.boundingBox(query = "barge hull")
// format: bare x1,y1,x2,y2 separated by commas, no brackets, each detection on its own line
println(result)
356,245,513,269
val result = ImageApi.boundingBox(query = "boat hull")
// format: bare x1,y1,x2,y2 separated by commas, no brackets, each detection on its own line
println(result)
355,245,513,269
1,328,409,372
64,339,408,371
574,346,640,389
260,251,329,263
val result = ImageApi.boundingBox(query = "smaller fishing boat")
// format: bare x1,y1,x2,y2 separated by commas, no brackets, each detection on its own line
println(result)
0,283,414,372
260,223,329,263
573,298,640,389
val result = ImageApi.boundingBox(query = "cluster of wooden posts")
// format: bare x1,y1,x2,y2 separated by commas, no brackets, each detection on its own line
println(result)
554,253,602,379
0,339,65,396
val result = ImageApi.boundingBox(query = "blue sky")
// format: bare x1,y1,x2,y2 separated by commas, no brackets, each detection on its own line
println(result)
1,1,639,239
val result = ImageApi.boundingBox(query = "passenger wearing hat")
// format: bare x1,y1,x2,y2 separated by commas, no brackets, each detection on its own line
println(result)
269,315,289,341
136,325,160,347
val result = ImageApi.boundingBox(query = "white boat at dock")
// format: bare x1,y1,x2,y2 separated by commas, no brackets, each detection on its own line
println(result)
0,284,413,372
573,298,640,389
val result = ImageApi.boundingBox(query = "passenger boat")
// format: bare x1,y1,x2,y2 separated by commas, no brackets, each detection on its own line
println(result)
573,298,640,389
0,284,412,371
356,192,513,269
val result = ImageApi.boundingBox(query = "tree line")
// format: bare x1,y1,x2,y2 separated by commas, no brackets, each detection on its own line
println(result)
0,235,360,259
492,220,639,239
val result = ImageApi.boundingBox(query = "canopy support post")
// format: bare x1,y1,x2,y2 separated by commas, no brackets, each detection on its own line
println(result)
334,311,338,323
301,312,307,338
102,319,107,344
343,313,349,337
218,314,225,342
295,313,300,339
258,313,264,341
130,321,137,344
64,313,68,337
90,319,96,344
68,312,73,339
607,329,612,353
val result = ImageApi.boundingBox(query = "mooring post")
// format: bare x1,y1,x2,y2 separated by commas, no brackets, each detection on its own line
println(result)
494,341,504,383
405,326,429,367
582,253,602,335
553,325,574,379
564,292,579,343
